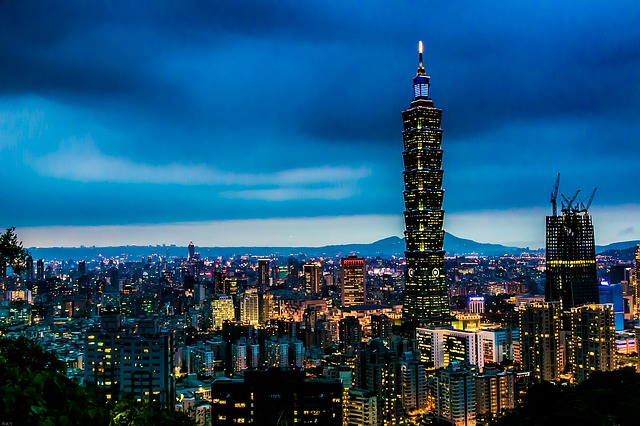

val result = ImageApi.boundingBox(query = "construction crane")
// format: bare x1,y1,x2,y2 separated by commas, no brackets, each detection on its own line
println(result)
579,188,597,212
560,189,581,213
550,173,560,216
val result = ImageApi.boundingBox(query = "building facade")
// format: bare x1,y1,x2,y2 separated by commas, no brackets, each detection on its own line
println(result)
401,42,451,327
519,302,561,382
545,201,598,310
210,369,342,425
570,304,616,383
84,311,176,408
429,362,477,426
341,256,366,307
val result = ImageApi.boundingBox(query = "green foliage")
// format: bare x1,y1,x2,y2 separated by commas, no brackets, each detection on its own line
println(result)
492,368,640,426
0,336,111,425
0,226,30,275
0,336,194,426
0,335,66,373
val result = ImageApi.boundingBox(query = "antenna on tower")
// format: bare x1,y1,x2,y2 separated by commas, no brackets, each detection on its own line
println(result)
417,41,425,76
550,173,560,216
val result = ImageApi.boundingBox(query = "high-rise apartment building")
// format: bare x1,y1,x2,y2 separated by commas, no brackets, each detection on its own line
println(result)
84,310,176,408
519,302,561,382
570,304,615,383
347,388,378,426
401,42,450,327
545,183,598,310
340,256,366,307
475,370,516,421
428,362,477,426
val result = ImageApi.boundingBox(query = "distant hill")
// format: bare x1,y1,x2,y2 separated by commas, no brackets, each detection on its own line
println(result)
596,240,640,253
26,232,531,260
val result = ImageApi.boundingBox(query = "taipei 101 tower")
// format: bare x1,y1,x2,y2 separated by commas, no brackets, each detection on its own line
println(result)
401,42,451,328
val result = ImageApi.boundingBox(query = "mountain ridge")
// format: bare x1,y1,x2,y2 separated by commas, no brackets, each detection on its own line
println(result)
25,234,640,260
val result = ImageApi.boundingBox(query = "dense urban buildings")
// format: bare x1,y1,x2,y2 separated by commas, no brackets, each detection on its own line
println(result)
401,41,451,328
1,41,638,426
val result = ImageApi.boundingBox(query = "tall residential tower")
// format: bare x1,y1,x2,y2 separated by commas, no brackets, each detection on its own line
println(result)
401,41,451,327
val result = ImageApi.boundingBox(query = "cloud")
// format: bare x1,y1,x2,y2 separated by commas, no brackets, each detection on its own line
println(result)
0,108,46,150
27,136,370,199
221,187,357,201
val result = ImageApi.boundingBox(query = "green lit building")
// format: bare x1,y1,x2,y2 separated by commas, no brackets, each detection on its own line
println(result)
401,41,451,327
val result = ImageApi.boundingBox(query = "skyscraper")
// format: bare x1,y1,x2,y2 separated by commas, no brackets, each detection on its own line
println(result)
401,41,451,327
187,241,195,261
545,181,598,310
258,259,270,291
340,256,366,307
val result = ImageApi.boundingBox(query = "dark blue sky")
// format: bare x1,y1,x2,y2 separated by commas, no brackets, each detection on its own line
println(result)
1,1,639,248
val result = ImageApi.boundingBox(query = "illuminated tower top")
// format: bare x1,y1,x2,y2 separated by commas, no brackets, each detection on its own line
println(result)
413,41,431,100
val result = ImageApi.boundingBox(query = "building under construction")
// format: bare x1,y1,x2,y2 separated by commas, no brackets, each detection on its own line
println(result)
545,174,599,311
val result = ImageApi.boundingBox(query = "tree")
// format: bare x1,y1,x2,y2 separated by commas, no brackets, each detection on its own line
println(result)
0,226,30,275
0,336,111,425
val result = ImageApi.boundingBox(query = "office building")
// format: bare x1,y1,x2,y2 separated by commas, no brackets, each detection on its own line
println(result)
468,296,485,315
303,262,322,294
519,302,561,382
188,241,195,261
401,41,451,327
211,295,235,330
570,304,615,383
240,289,259,326
258,259,270,291
340,256,366,307
416,327,484,371
545,183,598,310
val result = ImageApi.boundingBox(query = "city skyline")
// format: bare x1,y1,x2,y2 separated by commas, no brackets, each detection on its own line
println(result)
2,1,639,249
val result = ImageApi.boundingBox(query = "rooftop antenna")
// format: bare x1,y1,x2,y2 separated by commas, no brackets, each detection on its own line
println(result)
417,41,425,76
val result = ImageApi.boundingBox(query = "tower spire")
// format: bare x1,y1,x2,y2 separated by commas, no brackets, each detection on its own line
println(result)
417,41,426,76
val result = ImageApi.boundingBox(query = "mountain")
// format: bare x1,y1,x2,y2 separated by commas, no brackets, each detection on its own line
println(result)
26,232,530,260
596,240,640,253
